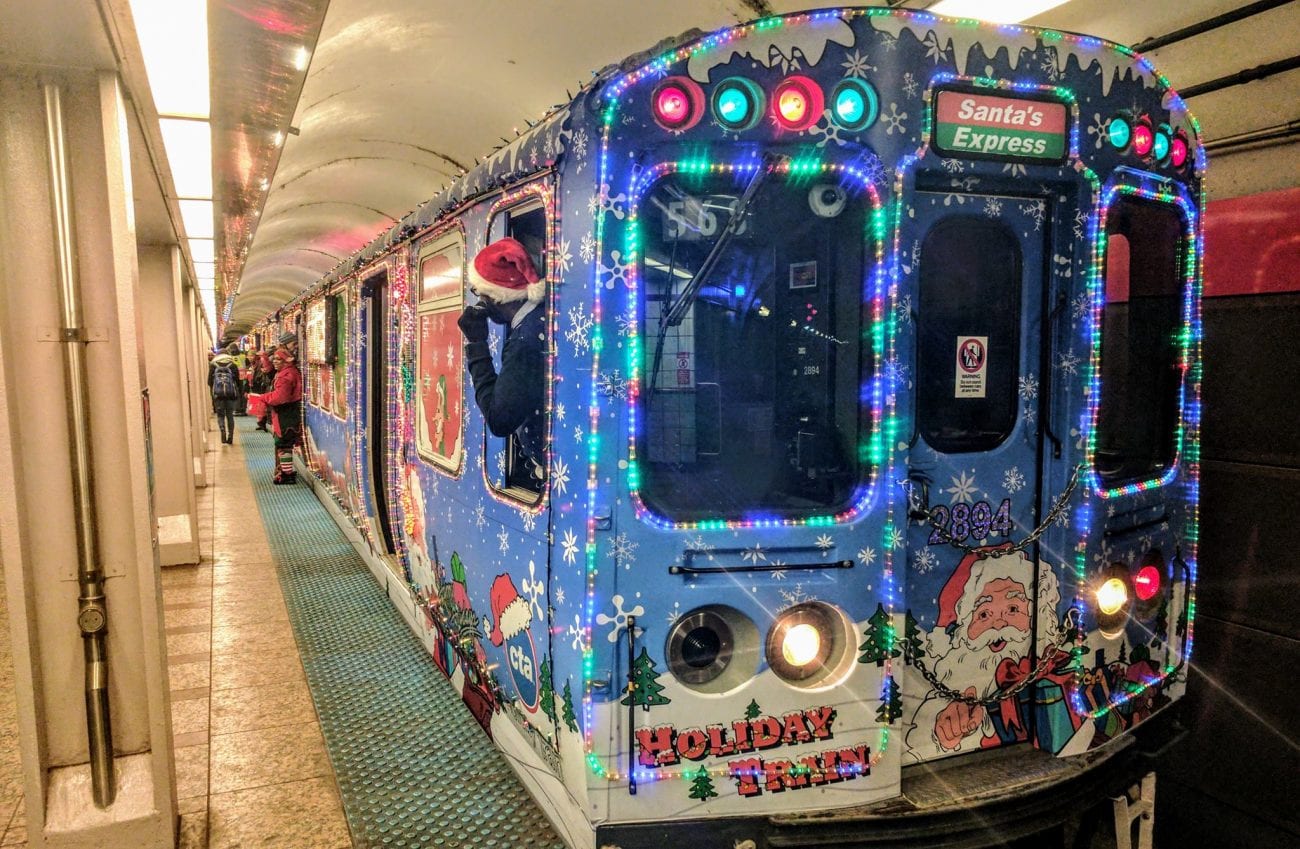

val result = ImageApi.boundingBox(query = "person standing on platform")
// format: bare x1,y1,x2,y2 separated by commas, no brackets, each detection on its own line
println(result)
252,349,275,431
208,347,241,445
252,346,302,484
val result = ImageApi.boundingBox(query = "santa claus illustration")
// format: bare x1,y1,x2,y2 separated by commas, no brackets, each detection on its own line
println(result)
904,547,1080,762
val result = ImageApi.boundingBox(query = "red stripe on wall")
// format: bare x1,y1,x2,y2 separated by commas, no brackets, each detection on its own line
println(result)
1204,186,1300,297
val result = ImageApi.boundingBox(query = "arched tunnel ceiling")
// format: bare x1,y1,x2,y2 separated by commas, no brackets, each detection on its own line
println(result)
218,0,1300,336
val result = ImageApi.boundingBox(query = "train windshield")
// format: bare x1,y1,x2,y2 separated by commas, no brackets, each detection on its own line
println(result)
637,170,871,522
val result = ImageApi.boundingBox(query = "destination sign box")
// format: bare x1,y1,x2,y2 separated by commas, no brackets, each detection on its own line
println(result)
934,90,1068,162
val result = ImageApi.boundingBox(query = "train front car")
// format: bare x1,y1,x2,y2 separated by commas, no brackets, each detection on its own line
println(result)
575,8,1201,847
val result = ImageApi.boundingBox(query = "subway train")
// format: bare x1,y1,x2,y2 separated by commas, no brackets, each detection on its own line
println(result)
252,8,1202,847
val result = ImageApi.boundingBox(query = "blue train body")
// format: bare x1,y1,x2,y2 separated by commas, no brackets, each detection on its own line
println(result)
265,8,1202,847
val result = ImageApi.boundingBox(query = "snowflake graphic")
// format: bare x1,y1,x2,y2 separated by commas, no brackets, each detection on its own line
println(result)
1023,404,1037,425
571,127,589,160
1056,349,1080,375
1019,201,1046,231
555,238,573,276
1004,467,1026,494
588,183,627,221
1019,375,1039,400
779,584,810,609
579,233,596,264
770,569,787,581
598,370,628,399
556,402,566,423
554,585,565,606
521,511,537,533
1001,162,1028,179
615,310,637,337
902,71,919,98
567,614,583,651
1085,113,1107,150
983,197,1004,218
596,594,644,643
882,102,908,135
572,425,584,444
943,177,979,206
940,158,966,174
857,547,877,567
808,112,845,148
565,305,594,355
551,457,571,495
521,559,545,621
664,601,682,625
741,544,767,564
1040,51,1064,81
1073,209,1089,241
495,451,506,475
815,534,835,553
841,49,876,77
612,532,639,563
686,534,716,557
912,547,938,574
474,502,486,530
497,527,510,552
1072,292,1091,323
561,529,580,565
488,333,500,356
885,358,911,390
598,250,630,289
923,30,951,64
946,471,978,504
895,295,914,325
889,528,905,549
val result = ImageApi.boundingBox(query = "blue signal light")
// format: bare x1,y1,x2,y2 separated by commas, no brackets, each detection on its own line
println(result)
711,78,763,132
1107,115,1132,150
829,78,879,131
1153,124,1171,162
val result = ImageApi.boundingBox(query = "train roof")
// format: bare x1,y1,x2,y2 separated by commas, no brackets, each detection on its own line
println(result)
281,6,1194,312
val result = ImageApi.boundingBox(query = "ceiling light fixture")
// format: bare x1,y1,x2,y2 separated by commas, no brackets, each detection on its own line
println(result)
925,0,1071,24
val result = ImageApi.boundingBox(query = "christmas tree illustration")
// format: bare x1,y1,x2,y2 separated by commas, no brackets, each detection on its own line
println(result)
744,699,762,720
902,610,925,661
859,603,901,666
688,765,718,801
876,674,902,725
1154,593,1169,641
539,656,557,725
562,679,579,733
621,647,670,711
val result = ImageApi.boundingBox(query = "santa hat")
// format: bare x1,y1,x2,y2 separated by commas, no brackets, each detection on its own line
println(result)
936,544,1015,636
468,238,545,304
486,573,531,646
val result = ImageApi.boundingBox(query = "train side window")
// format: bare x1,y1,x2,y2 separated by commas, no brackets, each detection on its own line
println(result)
483,200,549,501
415,234,466,472
916,218,1022,453
1095,197,1185,485
331,292,347,417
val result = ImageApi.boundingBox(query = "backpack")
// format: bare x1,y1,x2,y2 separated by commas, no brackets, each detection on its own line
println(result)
213,364,238,400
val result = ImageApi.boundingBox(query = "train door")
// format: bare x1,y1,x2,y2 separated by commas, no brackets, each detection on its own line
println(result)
901,190,1064,762
361,268,399,561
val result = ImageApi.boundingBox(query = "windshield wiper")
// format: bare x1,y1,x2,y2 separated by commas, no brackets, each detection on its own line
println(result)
659,152,783,329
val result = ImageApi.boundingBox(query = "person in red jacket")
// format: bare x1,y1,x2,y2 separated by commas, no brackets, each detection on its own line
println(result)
252,346,302,484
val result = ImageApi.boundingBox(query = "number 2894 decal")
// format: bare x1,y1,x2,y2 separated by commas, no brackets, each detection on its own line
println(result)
927,499,1013,545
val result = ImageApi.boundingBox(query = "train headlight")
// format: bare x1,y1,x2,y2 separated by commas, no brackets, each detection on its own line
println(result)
712,77,763,132
1096,578,1129,615
652,76,704,131
772,75,823,133
766,602,850,686
667,606,756,691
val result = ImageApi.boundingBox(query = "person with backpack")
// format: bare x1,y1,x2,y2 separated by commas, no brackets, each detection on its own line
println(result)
208,344,241,445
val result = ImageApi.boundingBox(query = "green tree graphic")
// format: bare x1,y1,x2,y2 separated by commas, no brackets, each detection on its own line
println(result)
876,674,902,725
744,699,762,720
562,679,579,733
688,765,718,801
621,648,670,711
539,656,557,725
859,603,901,666
903,609,925,661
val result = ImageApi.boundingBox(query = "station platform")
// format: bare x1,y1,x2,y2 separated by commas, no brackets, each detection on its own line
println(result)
0,416,564,849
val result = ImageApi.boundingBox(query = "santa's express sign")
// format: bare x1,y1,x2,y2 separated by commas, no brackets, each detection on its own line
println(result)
934,90,1068,161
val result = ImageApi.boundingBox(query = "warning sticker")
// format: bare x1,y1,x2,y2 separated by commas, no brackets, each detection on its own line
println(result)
955,336,988,398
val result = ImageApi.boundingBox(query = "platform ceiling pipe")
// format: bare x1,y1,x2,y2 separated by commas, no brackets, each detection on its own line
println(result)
42,80,116,809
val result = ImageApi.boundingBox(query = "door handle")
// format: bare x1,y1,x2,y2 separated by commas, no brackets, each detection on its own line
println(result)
905,471,931,520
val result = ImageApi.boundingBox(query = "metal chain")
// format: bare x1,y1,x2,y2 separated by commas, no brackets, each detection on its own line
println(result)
900,464,1085,706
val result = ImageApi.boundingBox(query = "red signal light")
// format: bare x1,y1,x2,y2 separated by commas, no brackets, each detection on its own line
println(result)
1134,564,1161,602
652,77,704,131
772,75,824,132
1132,118,1154,157
1170,132,1190,168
